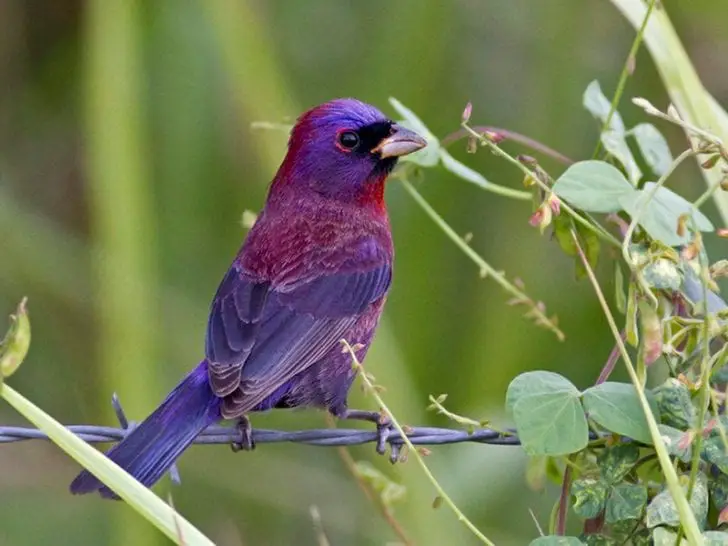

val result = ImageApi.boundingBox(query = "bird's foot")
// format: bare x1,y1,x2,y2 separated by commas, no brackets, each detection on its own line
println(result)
341,408,397,463
231,415,255,452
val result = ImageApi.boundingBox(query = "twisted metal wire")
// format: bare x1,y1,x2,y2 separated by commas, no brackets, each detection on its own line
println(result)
0,393,520,447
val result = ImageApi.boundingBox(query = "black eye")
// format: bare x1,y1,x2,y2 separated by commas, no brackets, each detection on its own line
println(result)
337,131,360,150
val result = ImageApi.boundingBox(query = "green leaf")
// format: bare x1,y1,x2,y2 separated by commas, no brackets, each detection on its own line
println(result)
552,160,635,213
688,472,709,529
439,149,492,188
710,472,728,511
609,520,648,544
704,532,728,546
574,221,600,280
0,384,215,546
388,97,440,167
553,214,578,257
506,372,588,455
553,214,601,280
571,478,608,519
630,530,652,546
597,443,640,484
645,473,708,529
652,527,689,546
582,382,660,444
600,130,642,184
618,184,714,246
513,392,589,456
631,123,673,176
583,80,625,133
657,424,692,463
439,149,531,200
506,371,581,413
652,378,695,430
702,436,728,475
529,537,584,546
605,483,647,523
582,81,642,184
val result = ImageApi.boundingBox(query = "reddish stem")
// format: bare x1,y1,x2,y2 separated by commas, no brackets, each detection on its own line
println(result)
556,465,572,535
596,330,627,384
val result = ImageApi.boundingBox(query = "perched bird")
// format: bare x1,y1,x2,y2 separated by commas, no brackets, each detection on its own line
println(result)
70,98,427,498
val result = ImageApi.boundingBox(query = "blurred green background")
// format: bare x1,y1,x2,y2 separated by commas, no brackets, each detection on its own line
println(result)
1,1,726,545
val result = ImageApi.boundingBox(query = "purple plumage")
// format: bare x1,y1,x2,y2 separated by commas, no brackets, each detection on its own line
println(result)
70,98,426,497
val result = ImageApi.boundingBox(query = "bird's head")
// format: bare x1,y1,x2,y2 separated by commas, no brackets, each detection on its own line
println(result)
274,98,427,207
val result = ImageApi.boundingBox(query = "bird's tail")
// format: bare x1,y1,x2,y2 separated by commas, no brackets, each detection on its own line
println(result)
70,360,221,498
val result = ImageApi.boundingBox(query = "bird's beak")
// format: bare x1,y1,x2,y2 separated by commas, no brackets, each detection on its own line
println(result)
372,124,427,158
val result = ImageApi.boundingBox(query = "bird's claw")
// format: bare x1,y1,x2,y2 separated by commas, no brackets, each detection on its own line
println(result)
231,416,255,452
340,408,401,461
375,416,392,457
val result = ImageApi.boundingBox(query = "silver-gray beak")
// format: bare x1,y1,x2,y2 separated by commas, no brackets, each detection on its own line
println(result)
372,124,427,158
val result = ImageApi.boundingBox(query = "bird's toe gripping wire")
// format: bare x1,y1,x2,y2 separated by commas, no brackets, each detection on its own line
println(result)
340,409,399,464
231,415,255,452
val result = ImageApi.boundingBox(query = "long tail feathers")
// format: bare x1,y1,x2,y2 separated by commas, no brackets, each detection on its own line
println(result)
70,361,220,499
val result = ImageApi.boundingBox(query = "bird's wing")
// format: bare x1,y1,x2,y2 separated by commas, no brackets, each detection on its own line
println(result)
205,251,391,413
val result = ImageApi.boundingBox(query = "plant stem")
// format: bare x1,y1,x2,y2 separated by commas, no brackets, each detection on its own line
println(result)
555,464,572,535
342,340,496,546
401,178,565,341
570,229,704,546
592,0,657,158
676,226,714,544
461,124,622,249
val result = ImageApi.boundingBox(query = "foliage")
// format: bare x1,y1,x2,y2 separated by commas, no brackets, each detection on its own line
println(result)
388,25,728,539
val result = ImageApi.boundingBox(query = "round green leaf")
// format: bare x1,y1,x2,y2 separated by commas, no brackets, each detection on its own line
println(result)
513,391,589,456
506,370,580,414
582,382,659,444
508,372,588,455
553,160,636,213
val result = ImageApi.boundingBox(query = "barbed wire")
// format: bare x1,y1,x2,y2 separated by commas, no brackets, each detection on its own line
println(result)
0,393,523,474
0,423,521,448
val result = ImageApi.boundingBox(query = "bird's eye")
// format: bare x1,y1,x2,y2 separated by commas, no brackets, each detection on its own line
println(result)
337,131,360,150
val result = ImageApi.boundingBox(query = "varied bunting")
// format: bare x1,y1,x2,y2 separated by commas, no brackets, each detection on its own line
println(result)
70,98,426,497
